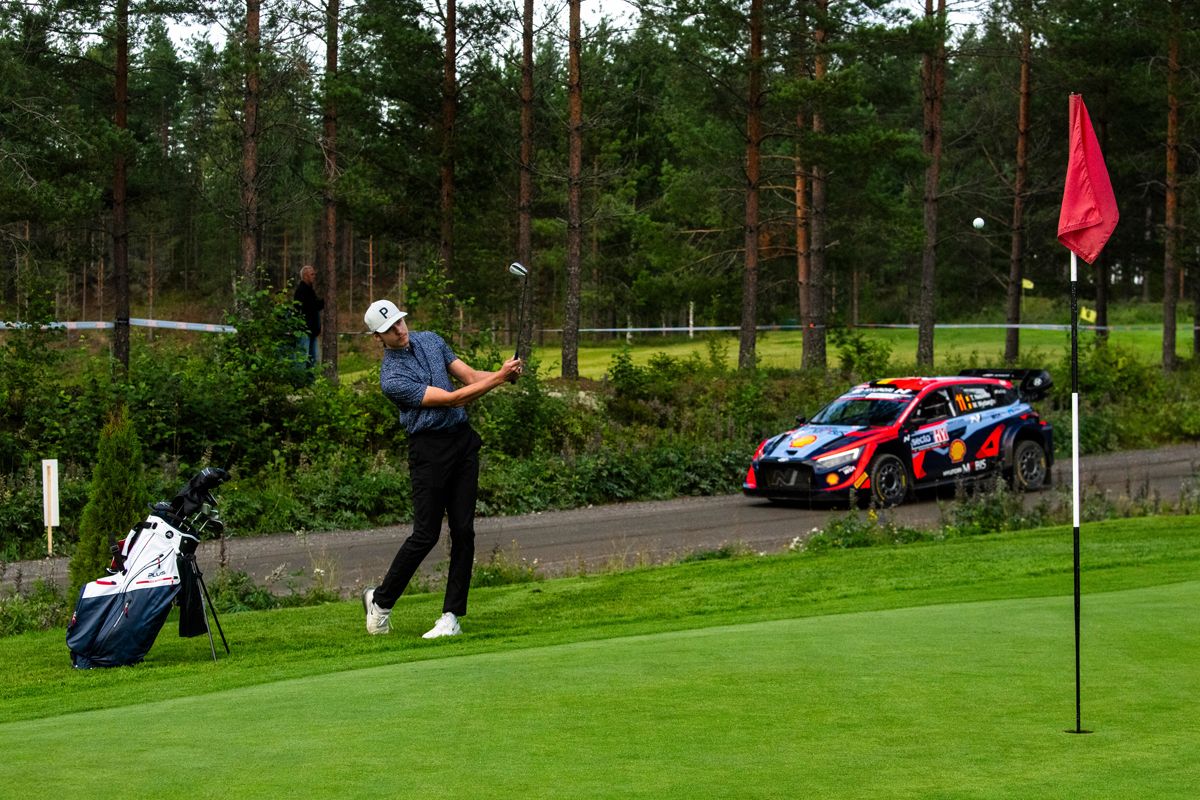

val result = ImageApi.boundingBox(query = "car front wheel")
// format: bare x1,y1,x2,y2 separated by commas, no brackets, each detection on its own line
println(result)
868,453,910,507
1012,439,1047,491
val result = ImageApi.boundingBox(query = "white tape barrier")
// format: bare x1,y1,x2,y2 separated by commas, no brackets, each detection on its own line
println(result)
2,318,236,333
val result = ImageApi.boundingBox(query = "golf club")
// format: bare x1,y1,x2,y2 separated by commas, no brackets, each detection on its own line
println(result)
508,262,529,373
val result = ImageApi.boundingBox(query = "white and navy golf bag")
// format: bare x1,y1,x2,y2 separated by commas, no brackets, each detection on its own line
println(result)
67,468,230,669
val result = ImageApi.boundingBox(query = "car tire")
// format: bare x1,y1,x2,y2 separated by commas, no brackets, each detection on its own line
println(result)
1012,439,1047,491
868,453,910,507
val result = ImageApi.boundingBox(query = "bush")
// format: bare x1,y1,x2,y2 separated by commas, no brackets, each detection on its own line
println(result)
206,568,280,613
471,541,543,588
0,580,71,636
0,467,89,561
803,509,933,552
69,407,149,596
830,327,893,379
938,479,1051,537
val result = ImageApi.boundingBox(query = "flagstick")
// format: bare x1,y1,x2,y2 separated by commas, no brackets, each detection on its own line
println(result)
1068,251,1089,735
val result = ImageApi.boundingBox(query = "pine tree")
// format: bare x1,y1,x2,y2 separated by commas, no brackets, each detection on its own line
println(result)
68,407,148,597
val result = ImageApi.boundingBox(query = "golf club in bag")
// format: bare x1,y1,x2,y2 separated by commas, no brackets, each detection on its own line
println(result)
66,467,231,669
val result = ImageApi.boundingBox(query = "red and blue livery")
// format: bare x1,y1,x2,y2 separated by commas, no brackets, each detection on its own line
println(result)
743,369,1054,507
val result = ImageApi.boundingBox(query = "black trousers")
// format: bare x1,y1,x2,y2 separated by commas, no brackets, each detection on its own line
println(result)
374,424,481,616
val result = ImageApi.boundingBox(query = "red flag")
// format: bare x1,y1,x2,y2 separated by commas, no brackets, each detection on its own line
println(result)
1057,94,1118,264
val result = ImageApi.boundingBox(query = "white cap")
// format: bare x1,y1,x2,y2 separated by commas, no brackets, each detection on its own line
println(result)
364,299,407,333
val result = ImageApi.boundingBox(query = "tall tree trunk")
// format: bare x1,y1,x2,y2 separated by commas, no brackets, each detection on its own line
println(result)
1165,0,1180,368
738,0,763,371
517,0,534,361
916,0,945,367
1004,15,1031,364
112,0,130,370
345,219,354,316
795,109,809,341
803,0,828,370
148,231,156,340
562,0,583,379
439,0,456,274
240,0,261,286
793,6,810,365
320,0,340,382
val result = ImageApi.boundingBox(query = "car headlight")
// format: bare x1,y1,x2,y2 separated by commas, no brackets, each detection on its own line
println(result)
814,447,862,470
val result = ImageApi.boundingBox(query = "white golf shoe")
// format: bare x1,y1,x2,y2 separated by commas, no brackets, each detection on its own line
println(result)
362,588,391,635
422,612,462,639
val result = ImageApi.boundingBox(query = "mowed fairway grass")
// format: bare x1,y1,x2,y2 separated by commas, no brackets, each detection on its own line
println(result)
3,517,1199,798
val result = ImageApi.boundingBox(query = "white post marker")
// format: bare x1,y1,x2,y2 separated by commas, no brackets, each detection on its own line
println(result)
1070,253,1080,531
42,458,60,556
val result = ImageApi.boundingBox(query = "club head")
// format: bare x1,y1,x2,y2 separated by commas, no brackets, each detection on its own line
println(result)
508,262,528,278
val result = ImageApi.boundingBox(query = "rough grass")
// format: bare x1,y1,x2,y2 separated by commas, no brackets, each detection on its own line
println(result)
1,516,1197,798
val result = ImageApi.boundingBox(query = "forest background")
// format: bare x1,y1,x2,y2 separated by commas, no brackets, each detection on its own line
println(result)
2,0,1200,560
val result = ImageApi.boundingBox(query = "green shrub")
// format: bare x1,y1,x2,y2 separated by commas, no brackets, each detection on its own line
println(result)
938,479,1051,537
220,452,413,536
69,407,149,596
677,542,755,563
471,542,544,588
0,467,89,561
830,327,893,379
207,568,279,613
0,579,71,636
803,509,933,552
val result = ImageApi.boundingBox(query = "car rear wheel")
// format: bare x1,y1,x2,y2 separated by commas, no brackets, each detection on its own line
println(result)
1012,440,1047,491
868,453,910,507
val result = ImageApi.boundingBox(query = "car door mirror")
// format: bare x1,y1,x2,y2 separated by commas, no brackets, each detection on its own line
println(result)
795,415,807,425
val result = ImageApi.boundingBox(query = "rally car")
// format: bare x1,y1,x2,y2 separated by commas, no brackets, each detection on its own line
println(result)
743,369,1054,507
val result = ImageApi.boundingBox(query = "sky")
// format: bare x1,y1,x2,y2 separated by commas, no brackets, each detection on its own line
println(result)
167,0,640,49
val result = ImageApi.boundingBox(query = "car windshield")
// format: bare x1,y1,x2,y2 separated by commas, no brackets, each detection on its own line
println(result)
810,396,910,428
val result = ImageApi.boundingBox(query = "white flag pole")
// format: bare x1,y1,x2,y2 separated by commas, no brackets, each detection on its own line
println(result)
1069,251,1084,734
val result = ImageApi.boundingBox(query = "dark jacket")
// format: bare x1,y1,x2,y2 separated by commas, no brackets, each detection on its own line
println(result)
293,281,324,336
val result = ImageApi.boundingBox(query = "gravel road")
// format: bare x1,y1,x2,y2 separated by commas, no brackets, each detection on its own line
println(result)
7,443,1197,596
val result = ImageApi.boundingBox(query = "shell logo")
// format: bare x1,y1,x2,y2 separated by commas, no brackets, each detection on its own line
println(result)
790,434,818,448
949,439,967,463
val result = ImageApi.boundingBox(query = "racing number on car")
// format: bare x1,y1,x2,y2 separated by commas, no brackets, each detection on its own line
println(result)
955,385,1005,476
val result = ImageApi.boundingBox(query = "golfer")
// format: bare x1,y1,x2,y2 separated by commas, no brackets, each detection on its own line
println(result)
361,299,522,638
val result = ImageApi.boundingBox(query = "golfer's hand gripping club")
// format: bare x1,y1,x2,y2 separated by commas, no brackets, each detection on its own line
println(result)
507,261,529,383
503,356,523,385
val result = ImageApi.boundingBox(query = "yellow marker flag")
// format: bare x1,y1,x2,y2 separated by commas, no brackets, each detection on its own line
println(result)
1080,306,1097,323
1021,278,1034,290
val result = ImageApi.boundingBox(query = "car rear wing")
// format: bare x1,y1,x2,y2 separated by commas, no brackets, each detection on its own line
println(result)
959,368,1053,401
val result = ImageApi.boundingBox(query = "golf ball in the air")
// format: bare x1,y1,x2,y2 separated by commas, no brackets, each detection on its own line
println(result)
972,217,985,229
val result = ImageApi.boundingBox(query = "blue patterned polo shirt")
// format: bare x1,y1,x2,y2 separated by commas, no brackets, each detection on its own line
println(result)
379,331,468,434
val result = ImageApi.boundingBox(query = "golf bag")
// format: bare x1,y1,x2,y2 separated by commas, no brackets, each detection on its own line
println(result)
66,467,231,669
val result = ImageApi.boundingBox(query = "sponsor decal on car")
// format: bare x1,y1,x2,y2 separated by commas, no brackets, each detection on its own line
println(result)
910,424,949,453
976,426,1003,458
790,434,817,448
949,439,967,463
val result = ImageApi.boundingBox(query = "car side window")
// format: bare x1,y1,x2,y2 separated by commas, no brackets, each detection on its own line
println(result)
912,389,954,424
954,384,999,413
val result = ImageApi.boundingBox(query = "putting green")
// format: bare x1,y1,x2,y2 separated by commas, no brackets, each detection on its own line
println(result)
3,581,1196,798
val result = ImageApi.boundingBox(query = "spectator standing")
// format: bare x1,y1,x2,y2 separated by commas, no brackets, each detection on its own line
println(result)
293,265,324,368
